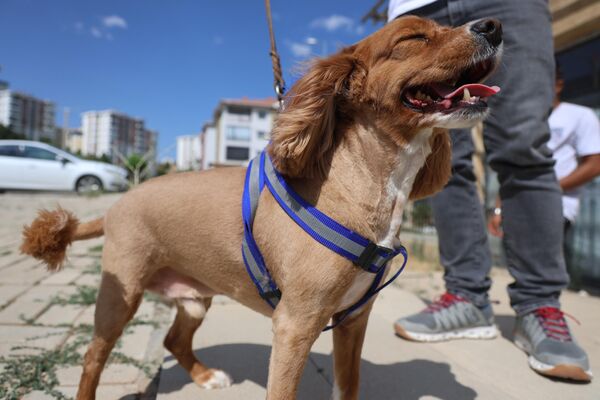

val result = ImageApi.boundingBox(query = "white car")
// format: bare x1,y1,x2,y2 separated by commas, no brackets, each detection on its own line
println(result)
0,140,129,193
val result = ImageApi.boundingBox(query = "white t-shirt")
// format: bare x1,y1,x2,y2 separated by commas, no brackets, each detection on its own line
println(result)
547,102,600,221
388,0,438,21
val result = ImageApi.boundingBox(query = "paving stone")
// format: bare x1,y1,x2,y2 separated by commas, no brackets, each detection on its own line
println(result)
0,284,30,308
36,304,86,326
22,390,55,400
0,285,77,324
0,258,48,285
0,326,69,355
117,324,156,361
65,256,96,269
57,363,141,386
40,269,82,285
0,251,26,269
58,384,139,400
74,305,95,326
74,273,102,287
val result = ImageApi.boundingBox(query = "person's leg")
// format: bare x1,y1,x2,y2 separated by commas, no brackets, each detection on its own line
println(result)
431,130,493,307
392,1,498,343
417,0,568,314
456,0,589,381
407,0,493,308
464,0,569,314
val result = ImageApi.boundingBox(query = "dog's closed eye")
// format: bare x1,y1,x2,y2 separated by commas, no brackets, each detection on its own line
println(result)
395,33,429,44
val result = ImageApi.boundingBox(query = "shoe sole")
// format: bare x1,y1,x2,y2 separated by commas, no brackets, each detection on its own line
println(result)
514,337,593,382
394,323,498,342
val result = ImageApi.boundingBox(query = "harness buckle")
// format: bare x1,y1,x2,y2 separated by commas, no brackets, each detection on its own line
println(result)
260,288,282,301
356,241,380,272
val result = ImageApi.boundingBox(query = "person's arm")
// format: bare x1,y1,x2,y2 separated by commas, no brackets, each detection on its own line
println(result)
559,154,600,192
563,108,600,191
487,195,503,237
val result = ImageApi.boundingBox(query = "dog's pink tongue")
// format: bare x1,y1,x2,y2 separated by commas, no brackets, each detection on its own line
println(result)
433,83,500,99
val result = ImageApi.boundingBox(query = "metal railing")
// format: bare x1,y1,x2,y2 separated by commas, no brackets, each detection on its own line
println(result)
571,177,600,286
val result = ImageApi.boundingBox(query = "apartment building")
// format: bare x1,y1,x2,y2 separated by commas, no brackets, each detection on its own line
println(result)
0,82,56,142
201,98,278,169
65,128,83,153
176,134,202,171
81,110,157,163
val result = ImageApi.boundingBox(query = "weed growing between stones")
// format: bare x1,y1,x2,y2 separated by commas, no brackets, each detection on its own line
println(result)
50,286,98,306
0,321,155,399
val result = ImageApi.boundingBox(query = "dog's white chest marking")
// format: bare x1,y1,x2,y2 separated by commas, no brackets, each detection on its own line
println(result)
337,129,433,312
379,129,433,248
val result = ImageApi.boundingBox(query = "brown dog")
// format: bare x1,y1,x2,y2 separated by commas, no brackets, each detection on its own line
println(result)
21,16,502,400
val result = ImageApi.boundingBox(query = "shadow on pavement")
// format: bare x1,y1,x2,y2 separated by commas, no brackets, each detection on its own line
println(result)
159,343,478,400
495,314,516,341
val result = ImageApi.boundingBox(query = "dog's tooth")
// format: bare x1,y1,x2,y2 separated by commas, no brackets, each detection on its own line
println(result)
463,88,471,101
416,91,424,100
425,94,433,101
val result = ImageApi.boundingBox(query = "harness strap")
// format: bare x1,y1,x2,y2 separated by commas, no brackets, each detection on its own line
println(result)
242,151,408,329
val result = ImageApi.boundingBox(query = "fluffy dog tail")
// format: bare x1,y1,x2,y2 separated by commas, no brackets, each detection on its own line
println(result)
20,208,104,271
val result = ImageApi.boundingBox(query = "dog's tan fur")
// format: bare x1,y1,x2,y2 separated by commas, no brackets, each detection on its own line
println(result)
20,16,500,400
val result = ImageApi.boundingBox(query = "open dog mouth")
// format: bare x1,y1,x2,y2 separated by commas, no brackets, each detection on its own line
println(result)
402,58,500,113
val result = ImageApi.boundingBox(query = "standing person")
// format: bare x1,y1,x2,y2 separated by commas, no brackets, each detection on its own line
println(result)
388,0,593,381
489,65,600,285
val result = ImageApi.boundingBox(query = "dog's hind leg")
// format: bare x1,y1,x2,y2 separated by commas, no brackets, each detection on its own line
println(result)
77,270,144,400
163,297,233,389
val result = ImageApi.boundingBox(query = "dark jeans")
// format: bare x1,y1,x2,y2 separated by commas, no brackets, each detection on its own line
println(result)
408,0,569,315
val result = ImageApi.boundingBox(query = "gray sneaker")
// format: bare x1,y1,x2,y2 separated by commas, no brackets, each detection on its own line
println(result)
514,306,593,382
394,292,498,342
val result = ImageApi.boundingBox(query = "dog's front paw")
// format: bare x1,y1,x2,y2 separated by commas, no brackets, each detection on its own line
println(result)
195,368,233,389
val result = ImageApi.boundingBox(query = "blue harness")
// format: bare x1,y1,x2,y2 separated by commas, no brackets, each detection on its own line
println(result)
242,151,408,330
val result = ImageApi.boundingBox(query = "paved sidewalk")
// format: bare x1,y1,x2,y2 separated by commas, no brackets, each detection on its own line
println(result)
0,193,170,400
1,192,598,399
157,269,600,400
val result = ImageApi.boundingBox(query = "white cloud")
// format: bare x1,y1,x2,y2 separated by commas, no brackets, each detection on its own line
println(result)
102,15,127,29
289,42,312,58
90,27,103,38
310,15,354,32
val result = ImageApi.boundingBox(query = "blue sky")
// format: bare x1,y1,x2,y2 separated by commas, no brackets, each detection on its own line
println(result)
0,1,382,159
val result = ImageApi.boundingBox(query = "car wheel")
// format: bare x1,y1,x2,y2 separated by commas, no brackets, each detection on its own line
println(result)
76,175,103,194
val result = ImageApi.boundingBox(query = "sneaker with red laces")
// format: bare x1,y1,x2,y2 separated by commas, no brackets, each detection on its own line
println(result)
394,292,498,342
514,306,593,382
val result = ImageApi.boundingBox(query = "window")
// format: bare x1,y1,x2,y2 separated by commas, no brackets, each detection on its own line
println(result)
23,146,59,161
228,106,251,116
257,130,268,140
226,146,249,161
0,145,23,157
226,126,251,141
258,110,267,119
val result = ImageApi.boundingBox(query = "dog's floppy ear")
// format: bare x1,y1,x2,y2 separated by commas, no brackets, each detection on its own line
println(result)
409,129,452,200
268,47,362,178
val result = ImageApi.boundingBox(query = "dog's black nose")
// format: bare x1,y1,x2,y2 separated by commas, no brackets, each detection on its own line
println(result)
471,19,502,47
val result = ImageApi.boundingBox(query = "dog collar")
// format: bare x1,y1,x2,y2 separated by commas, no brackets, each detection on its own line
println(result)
241,151,408,330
